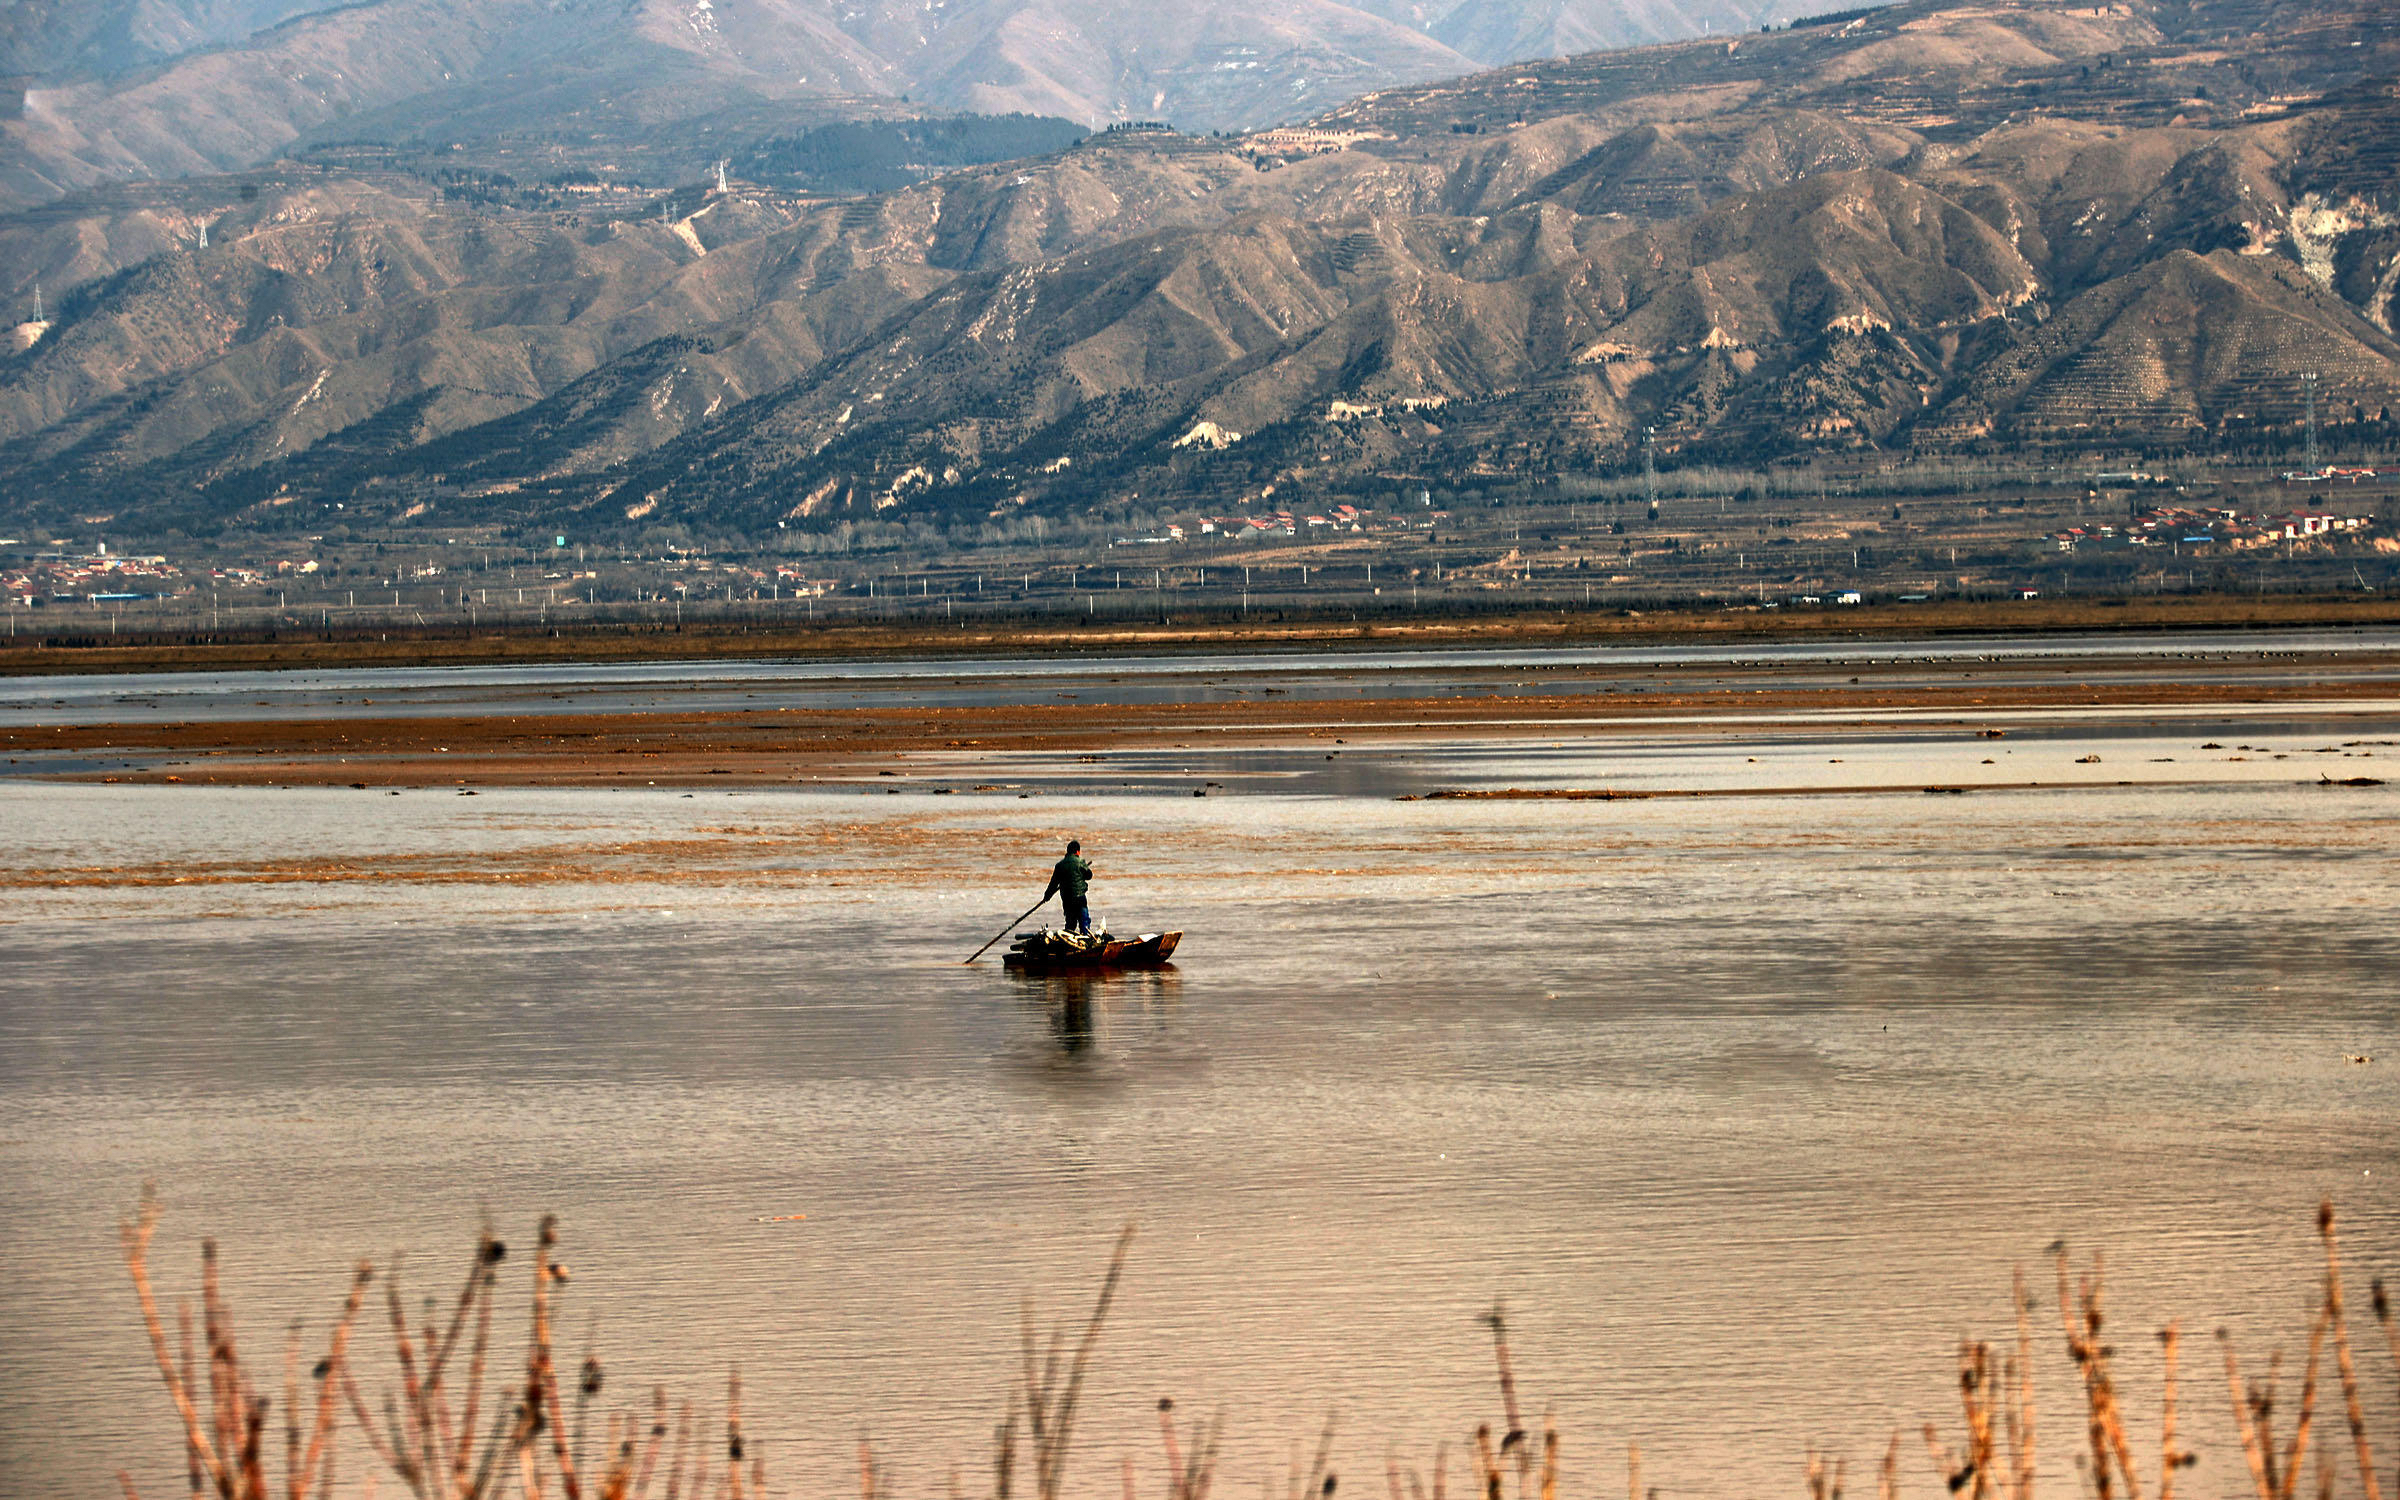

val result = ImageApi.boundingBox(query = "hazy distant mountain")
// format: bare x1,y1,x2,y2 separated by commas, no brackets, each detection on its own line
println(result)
1433,0,1776,61
0,0,351,78
0,0,1792,211
2,0,2396,535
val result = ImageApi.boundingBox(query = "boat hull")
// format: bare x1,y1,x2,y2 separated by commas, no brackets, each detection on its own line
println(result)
1002,931,1181,971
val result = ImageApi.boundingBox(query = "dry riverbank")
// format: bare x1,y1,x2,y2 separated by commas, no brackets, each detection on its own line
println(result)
13,668,2398,788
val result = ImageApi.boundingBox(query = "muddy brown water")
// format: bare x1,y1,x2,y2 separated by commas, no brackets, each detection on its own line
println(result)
2,663,2397,1499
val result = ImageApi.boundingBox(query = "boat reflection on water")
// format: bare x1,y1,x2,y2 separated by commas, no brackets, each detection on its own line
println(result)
1054,991,1096,1053
1008,966,1183,1056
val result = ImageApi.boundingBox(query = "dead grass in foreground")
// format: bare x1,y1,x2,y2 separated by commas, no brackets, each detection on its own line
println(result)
117,1194,2400,1500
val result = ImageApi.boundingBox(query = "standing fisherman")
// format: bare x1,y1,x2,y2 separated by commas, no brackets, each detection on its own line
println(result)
1044,839,1094,934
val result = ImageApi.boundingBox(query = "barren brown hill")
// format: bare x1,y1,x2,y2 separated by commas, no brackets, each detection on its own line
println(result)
0,0,2394,538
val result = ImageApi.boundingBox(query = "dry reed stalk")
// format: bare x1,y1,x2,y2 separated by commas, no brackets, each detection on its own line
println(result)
122,1210,225,1498
596,1415,624,1500
1624,1444,1638,1500
1020,1224,1136,1500
629,1389,668,1499
1479,1306,1529,1500
665,1400,696,1500
2320,1202,2384,1500
1802,1447,1844,1500
203,1239,237,1484
118,1186,367,1500
1921,1422,1957,1494
184,1303,204,1494
1920,1334,1996,1497
121,1198,2399,1500
2054,1247,2144,1500
2376,1279,2400,1499
1158,1397,1221,1500
1289,1417,1337,1500
2280,1305,2331,1500
1187,1413,1224,1500
2225,1329,2276,1500
996,1393,1020,1500
2009,1268,2036,1500
449,1239,501,1498
1963,1342,1996,1499
2156,1325,2192,1500
2226,1300,2332,1500
528,1217,583,1500
286,1324,303,1500
723,1372,748,1500
1878,1433,1898,1500
143,1201,739,1500
1163,1403,1187,1497
572,1347,603,1483
1399,1440,1449,1500
381,1259,436,1489
344,1220,570,1500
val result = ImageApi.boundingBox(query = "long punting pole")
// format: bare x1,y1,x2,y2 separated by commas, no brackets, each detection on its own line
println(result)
965,894,1052,964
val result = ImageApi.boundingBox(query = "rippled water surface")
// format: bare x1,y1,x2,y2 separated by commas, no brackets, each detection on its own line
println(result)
4,705,2399,1499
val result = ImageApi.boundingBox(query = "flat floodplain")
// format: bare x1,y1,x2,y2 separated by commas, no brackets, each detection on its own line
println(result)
1,632,2397,1499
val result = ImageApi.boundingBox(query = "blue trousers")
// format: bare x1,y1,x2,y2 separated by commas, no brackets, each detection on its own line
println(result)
1062,896,1091,933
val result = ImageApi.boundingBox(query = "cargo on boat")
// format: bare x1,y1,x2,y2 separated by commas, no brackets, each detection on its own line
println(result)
1002,928,1182,971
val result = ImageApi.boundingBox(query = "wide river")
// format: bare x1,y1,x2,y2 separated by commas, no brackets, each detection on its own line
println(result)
3,642,2397,1500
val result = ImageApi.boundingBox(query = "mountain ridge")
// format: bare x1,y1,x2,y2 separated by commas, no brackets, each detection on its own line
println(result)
1,0,1787,214
2,0,2396,539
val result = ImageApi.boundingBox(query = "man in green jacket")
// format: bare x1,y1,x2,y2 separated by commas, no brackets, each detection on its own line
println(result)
1045,839,1094,933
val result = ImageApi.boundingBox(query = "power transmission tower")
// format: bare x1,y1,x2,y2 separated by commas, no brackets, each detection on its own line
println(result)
1643,425,1658,516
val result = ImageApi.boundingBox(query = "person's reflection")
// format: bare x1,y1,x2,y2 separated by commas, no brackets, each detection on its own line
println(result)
1049,978,1099,1052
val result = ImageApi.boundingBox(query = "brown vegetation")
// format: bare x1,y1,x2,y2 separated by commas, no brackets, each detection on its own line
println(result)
118,1195,2400,1499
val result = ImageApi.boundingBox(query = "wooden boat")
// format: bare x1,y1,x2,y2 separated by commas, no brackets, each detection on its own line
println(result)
1002,929,1182,971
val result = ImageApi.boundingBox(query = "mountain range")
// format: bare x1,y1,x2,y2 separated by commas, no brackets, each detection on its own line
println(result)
1,0,2396,539
1,0,1787,213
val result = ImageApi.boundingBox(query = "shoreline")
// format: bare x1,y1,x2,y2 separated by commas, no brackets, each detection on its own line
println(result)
7,593,2400,678
13,670,2398,788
